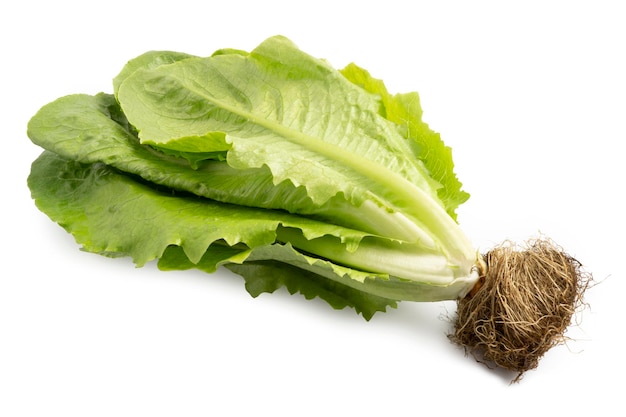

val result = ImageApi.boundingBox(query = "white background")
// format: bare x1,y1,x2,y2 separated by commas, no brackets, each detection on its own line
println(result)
2,1,623,415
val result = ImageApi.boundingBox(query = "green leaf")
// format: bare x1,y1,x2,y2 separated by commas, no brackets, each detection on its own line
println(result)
159,245,397,320
27,151,367,266
227,261,396,321
114,35,475,262
117,36,441,215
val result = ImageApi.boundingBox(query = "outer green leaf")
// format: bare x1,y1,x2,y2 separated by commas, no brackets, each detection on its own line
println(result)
227,261,395,321
114,35,476,264
159,245,397,320
28,151,366,266
117,37,438,212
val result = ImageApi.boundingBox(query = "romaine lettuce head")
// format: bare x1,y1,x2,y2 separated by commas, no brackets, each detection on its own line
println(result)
27,35,480,317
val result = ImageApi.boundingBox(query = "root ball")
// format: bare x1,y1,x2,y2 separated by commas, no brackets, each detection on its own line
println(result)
452,239,591,381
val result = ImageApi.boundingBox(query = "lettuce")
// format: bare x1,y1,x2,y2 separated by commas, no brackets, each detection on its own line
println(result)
27,35,480,318
27,36,593,379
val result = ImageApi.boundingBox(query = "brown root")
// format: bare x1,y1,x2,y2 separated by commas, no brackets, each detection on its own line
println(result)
451,238,591,382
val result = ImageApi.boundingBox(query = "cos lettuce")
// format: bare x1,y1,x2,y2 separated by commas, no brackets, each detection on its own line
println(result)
27,36,589,378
